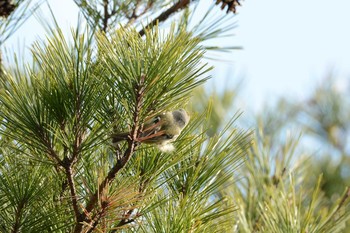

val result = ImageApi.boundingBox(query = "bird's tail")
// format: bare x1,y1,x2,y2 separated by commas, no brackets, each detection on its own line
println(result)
111,132,129,144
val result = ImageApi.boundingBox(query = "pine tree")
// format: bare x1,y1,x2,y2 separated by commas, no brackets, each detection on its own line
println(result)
0,1,249,232
1,1,350,233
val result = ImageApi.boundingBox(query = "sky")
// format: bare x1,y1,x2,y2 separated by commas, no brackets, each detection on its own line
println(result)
235,0,350,110
3,0,350,112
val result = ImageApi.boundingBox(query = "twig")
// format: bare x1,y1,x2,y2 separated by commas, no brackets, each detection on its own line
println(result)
0,50,3,77
85,203,108,233
12,201,24,233
65,165,81,222
336,187,350,212
114,218,135,230
117,209,134,228
87,143,137,208
130,0,142,19
113,167,148,228
138,0,191,36
102,0,109,33
77,147,137,233
41,132,62,166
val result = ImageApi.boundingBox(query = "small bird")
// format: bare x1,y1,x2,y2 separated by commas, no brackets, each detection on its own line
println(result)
112,109,190,151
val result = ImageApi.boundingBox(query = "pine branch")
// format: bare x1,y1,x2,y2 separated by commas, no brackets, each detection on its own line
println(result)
0,50,3,76
138,0,191,36
73,75,146,232
85,202,109,233
0,0,41,44
12,200,24,233
65,165,81,223
125,0,153,26
215,0,241,14
129,0,142,20
115,218,135,229
102,0,109,33
41,133,62,166
0,0,17,18
112,166,149,228
336,187,350,212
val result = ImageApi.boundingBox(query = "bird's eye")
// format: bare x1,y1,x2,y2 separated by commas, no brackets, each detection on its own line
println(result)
153,116,161,124
166,134,174,139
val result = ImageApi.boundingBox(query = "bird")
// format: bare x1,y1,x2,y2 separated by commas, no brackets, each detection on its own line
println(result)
112,109,190,151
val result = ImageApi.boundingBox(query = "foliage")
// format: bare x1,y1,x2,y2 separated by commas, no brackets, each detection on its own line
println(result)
192,80,350,232
256,78,350,197
0,0,41,45
0,20,251,231
1,0,350,233
73,0,172,32
251,77,350,231
231,130,350,233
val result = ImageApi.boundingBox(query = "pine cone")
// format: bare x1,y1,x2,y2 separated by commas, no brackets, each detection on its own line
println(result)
0,0,17,18
215,0,241,14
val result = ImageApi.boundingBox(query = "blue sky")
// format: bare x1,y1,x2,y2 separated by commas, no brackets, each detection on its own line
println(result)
235,0,350,110
4,0,350,112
